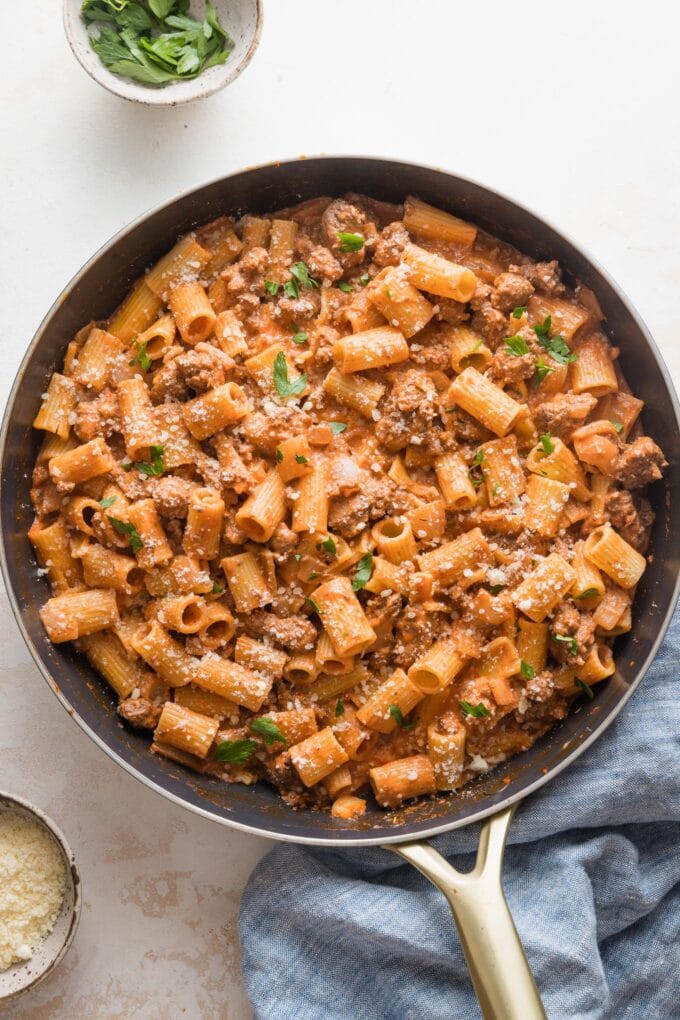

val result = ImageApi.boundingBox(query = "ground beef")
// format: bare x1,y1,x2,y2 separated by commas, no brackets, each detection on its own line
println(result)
533,393,597,437
74,388,120,441
435,298,470,326
269,521,299,553
241,406,310,455
321,199,367,268
275,292,321,323
365,592,403,646
244,610,317,652
147,476,196,518
510,260,565,295
221,247,268,298
393,605,449,670
550,603,596,665
118,698,162,730
615,437,667,489
406,323,452,371
373,222,410,267
487,348,535,385
150,351,189,404
491,272,534,313
605,489,654,551
445,407,492,444
326,455,364,496
304,245,343,282
469,281,507,343
328,476,410,538
175,343,232,393
375,369,438,451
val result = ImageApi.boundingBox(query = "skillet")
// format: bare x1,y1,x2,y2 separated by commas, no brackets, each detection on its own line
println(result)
2,156,679,1018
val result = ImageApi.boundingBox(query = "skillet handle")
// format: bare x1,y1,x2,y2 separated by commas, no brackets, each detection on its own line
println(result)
386,805,546,1020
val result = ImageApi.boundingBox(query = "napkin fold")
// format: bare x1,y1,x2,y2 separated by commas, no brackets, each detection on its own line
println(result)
240,606,680,1020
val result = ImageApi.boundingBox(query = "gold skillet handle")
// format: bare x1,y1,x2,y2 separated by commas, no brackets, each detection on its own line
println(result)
387,806,547,1020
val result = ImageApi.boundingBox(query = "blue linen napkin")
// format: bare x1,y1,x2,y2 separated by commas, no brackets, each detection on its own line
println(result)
239,606,680,1020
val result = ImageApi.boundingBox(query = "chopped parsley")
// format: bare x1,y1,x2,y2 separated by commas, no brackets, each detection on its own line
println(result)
552,633,578,655
107,516,143,554
575,587,599,600
335,700,345,717
539,433,554,454
273,351,307,399
389,704,415,729
489,584,505,595
294,553,302,562
505,335,530,356
250,717,288,746
337,281,353,293
459,701,492,719
275,447,284,463
305,596,321,614
337,231,364,252
290,261,319,290
307,572,318,581
492,483,501,497
295,453,308,464
468,447,486,487
264,280,280,296
129,341,152,372
214,739,257,764
329,421,347,435
611,420,624,433
533,356,554,387
533,316,578,365
317,536,337,556
212,581,224,594
283,279,299,299
359,273,371,287
520,660,536,680
575,678,595,700
512,306,528,319
292,331,308,344
134,444,165,477
352,553,373,591
99,495,116,509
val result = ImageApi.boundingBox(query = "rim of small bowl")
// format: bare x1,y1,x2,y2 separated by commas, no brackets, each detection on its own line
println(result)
62,0,264,107
0,792,81,1003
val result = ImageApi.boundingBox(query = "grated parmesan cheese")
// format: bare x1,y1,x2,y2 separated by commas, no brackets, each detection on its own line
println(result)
0,812,66,972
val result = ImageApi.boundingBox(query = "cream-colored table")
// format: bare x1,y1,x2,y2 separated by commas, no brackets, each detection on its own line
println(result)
2,1,679,1016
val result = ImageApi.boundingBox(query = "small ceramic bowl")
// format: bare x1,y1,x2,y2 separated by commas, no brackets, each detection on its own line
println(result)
63,0,263,106
0,792,81,1004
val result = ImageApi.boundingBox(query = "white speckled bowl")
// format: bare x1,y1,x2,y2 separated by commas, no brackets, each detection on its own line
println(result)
0,792,81,1004
63,0,263,106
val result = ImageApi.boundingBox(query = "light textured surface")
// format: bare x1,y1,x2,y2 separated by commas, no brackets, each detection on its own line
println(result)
1,1,679,1017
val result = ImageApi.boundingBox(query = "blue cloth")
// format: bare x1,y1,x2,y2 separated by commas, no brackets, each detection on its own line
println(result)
239,607,680,1020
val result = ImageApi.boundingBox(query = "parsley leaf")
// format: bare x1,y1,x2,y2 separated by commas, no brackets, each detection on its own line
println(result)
468,447,486,487
107,516,143,554
532,317,578,365
275,447,283,463
317,536,337,556
212,581,224,594
512,306,528,319
99,495,116,509
533,315,552,339
539,433,554,454
250,717,288,746
295,453,308,464
471,449,486,468
352,553,373,591
611,420,624,433
359,273,371,286
292,331,308,344
307,572,318,581
129,340,152,372
520,660,536,680
329,421,347,434
335,700,345,717
290,262,319,290
134,444,165,477
575,678,595,700
337,231,364,253
214,738,258,764
505,335,530,356
305,596,321,614
459,701,492,719
264,280,280,296
533,356,554,387
389,704,415,729
575,587,599,600
552,633,578,655
489,584,505,595
273,351,307,399
337,281,353,294
283,278,299,299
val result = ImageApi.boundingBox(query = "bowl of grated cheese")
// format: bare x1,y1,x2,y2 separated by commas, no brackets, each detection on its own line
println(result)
0,793,81,1003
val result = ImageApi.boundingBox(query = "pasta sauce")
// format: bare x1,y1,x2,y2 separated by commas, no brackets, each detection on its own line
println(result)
28,194,667,817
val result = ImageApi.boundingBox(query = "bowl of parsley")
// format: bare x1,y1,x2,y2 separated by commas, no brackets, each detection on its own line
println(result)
64,0,263,105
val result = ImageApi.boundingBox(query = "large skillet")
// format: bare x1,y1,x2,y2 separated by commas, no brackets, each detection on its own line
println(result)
2,157,679,1019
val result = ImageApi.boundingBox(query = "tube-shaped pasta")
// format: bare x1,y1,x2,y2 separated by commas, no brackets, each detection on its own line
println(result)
428,723,466,791
511,553,576,622
79,630,145,699
364,557,407,596
314,631,353,675
240,215,270,253
213,309,247,358
595,391,643,441
446,368,523,437
331,794,366,819
198,216,243,275
403,197,477,246
408,639,465,694
276,435,313,483
145,555,212,597
155,594,206,634
29,519,82,593
117,377,163,459
82,544,144,594
417,527,491,585
435,452,478,510
477,636,520,679
516,619,549,674
131,621,197,687
49,437,115,488
174,685,235,719
108,279,164,342
322,367,385,418
402,243,477,302
127,499,173,570
313,576,377,657
183,487,225,559
195,603,237,650
448,326,492,373
310,664,370,704
367,266,434,338
153,405,201,469
235,635,288,678
40,588,119,643
344,290,387,333
593,587,631,631
183,382,250,440
571,422,620,475
136,314,176,361
145,234,212,298
291,465,328,535
407,500,446,544
72,328,124,392
576,643,615,683
195,656,273,712
571,333,618,396
266,219,298,284
289,727,349,787
528,294,589,341
583,523,646,589
369,754,436,807
356,668,424,733
526,437,590,501
221,550,274,612
481,436,525,506
33,374,77,440
371,517,417,563
571,542,605,602
523,475,571,537
167,282,217,345
283,652,319,685
155,702,218,759
236,469,287,542
265,708,318,747
333,327,409,373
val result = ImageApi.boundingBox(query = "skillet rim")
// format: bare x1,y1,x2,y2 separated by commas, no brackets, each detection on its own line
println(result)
2,154,679,847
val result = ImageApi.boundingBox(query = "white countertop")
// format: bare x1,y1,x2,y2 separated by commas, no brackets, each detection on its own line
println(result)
2,2,679,1016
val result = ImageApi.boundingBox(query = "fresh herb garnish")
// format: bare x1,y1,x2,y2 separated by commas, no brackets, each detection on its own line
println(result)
389,704,415,729
352,553,373,591
575,678,595,700
552,633,578,655
539,433,554,454
489,584,505,595
307,572,318,581
264,280,280,296
611,420,624,433
317,536,337,556
459,701,492,719
533,316,578,365
294,553,302,562
283,279,299,299
337,281,353,294
337,231,365,253
275,447,284,463
292,331,308,344
295,453,308,464
107,516,143,554
505,335,530,356
305,596,321,614
468,447,486,487
82,0,234,87
512,306,528,319
99,495,116,509
214,738,257,764
492,483,501,497
212,581,224,594
335,700,345,717
250,717,288,746
134,444,165,477
129,340,152,372
290,261,319,290
358,273,371,287
329,421,347,434
273,351,307,399
575,587,599,600
520,660,536,680
533,356,554,387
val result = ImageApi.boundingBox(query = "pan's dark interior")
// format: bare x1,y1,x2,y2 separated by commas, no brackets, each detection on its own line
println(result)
3,158,679,844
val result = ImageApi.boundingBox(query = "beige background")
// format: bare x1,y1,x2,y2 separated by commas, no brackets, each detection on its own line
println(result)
2,1,679,1016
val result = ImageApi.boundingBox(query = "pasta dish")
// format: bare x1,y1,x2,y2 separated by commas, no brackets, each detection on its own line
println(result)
28,194,667,817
